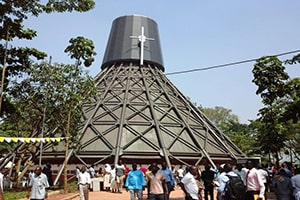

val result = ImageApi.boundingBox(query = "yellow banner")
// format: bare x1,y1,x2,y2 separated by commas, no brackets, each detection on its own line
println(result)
0,137,64,143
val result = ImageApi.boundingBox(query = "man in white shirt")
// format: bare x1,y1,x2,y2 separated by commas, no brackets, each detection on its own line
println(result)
179,165,199,200
78,166,91,200
27,166,49,200
216,164,226,200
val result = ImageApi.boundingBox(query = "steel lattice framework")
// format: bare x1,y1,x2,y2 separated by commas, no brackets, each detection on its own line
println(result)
50,61,245,167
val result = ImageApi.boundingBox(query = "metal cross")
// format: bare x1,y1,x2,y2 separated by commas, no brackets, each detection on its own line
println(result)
130,26,154,66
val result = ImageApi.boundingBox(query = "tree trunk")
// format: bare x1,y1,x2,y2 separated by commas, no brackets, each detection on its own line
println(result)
63,111,71,194
0,29,9,113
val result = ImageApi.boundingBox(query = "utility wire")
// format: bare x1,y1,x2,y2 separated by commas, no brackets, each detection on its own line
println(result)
165,49,300,76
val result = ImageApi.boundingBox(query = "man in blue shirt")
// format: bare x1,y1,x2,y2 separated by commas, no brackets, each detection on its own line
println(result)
159,162,175,200
125,163,146,200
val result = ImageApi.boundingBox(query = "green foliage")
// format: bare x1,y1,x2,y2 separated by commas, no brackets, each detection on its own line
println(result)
252,55,300,164
198,105,261,156
225,120,260,156
284,53,300,65
0,0,95,114
252,56,289,105
64,36,97,67
199,106,239,132
281,78,300,123
8,61,97,141
44,0,95,13
67,181,79,193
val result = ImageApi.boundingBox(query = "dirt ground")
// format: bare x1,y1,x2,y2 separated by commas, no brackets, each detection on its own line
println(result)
47,187,185,200
46,187,277,200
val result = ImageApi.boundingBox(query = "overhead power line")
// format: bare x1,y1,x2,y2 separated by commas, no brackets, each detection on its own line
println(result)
165,49,300,76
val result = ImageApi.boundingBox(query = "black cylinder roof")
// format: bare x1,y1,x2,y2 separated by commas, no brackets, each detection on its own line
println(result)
101,15,164,71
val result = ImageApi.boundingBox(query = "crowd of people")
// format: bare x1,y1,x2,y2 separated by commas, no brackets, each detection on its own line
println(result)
74,160,300,200
2,159,300,200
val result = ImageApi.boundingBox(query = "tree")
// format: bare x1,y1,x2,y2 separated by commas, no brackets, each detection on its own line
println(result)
199,105,260,157
6,60,97,187
199,105,239,132
0,0,96,188
2,34,96,189
225,120,260,157
280,78,300,123
252,56,299,165
0,0,95,114
62,36,96,193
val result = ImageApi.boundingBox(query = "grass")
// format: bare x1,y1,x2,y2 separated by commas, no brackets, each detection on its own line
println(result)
3,189,27,200
3,182,78,200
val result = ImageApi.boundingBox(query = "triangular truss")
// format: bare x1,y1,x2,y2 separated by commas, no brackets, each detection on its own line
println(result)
44,61,245,167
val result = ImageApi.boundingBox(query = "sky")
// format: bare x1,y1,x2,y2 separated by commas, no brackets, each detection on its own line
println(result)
17,1,300,123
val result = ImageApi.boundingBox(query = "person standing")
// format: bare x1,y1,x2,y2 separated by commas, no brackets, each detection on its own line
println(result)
88,164,95,178
257,164,269,200
222,163,245,200
233,164,248,186
125,163,146,200
78,166,91,200
103,164,111,191
201,164,215,200
272,168,293,200
245,160,265,200
110,165,117,193
43,163,53,188
176,165,185,185
291,168,300,200
179,165,199,200
159,162,175,200
216,164,226,200
0,169,3,193
27,166,49,200
115,160,125,193
147,162,168,200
